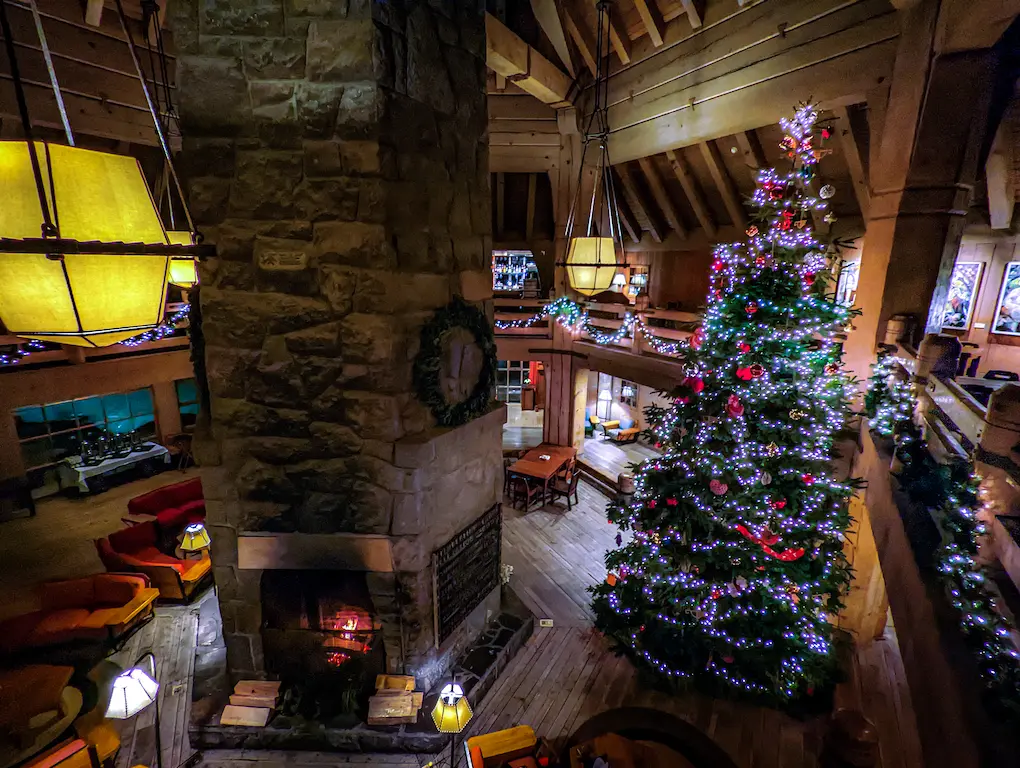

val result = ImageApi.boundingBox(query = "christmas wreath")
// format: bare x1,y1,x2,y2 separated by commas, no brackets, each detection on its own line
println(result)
413,296,498,427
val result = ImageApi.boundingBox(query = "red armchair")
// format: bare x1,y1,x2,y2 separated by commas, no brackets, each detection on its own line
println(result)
126,477,205,531
95,521,210,601
0,574,158,654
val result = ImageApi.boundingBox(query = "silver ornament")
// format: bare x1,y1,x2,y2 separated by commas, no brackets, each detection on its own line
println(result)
819,184,836,199
761,471,773,486
823,211,837,224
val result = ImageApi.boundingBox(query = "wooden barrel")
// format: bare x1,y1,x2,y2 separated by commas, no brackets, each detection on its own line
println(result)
883,314,910,346
618,473,635,494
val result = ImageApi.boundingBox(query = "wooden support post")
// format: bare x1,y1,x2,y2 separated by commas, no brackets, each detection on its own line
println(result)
632,0,664,47
496,172,506,237
666,149,717,237
699,140,746,229
637,157,687,239
525,172,537,240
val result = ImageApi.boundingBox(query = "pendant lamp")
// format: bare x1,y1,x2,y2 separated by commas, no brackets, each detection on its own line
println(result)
561,0,625,298
0,0,206,347
167,231,199,288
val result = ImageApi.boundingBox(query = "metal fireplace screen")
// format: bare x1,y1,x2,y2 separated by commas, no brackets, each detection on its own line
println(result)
432,502,501,645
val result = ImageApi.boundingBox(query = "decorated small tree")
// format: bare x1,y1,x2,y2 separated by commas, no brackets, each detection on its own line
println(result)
591,106,857,706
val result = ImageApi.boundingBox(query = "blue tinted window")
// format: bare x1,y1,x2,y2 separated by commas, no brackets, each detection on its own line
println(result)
127,388,154,416
102,393,131,423
175,379,198,404
43,401,75,422
74,398,105,427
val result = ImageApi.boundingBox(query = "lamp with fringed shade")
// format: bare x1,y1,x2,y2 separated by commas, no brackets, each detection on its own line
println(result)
0,141,174,347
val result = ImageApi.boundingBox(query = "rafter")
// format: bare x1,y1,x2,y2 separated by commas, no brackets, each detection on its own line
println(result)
632,0,664,47
485,12,572,107
616,161,665,243
637,156,687,238
734,131,767,182
611,170,642,244
605,6,631,64
665,149,716,237
562,2,597,77
699,140,747,229
85,0,103,26
679,0,705,28
530,0,576,77
832,106,871,220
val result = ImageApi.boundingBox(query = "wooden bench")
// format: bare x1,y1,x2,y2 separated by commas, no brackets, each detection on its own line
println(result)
610,427,640,444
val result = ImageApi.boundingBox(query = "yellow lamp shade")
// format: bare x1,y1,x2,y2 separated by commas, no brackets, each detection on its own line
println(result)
431,683,472,733
0,141,171,346
566,236,619,297
180,522,211,552
167,231,199,288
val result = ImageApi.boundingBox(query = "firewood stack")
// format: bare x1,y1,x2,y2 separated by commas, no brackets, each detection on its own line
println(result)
367,674,424,726
220,680,282,727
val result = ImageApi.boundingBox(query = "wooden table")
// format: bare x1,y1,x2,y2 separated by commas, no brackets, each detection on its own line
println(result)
508,443,576,507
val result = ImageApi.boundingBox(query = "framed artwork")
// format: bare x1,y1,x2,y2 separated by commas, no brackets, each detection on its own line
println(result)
941,261,983,331
992,262,1020,336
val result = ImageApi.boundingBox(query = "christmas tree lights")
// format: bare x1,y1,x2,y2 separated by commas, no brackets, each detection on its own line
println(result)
864,350,914,437
590,105,858,706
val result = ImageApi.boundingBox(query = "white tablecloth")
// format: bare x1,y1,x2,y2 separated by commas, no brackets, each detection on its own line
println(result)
58,443,170,493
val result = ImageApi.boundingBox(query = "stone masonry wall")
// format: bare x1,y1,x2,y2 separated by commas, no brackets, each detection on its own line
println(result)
171,0,493,682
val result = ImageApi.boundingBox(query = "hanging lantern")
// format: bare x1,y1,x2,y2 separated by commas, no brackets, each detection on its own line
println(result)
0,142,176,347
566,236,618,297
167,231,199,288
559,0,624,298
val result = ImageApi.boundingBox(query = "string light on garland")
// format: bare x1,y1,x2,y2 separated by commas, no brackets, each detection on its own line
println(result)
0,339,46,367
119,305,191,348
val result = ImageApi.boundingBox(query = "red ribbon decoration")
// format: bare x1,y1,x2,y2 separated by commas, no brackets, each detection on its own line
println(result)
736,524,805,561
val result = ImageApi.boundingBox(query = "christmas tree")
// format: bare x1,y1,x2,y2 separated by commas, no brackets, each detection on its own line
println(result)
591,106,857,706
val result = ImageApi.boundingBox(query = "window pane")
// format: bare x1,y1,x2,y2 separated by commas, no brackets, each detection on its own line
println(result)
102,393,131,423
107,418,134,435
14,406,47,439
508,371,521,386
21,437,56,469
127,388,154,417
74,398,105,428
498,360,508,370
43,401,75,423
51,431,81,460
176,378,198,405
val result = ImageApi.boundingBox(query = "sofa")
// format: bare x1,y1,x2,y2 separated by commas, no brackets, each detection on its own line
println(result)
0,575,158,654
465,726,537,768
14,738,96,768
95,521,211,601
126,477,205,532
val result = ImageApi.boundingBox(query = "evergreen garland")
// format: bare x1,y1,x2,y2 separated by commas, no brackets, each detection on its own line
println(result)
413,296,498,427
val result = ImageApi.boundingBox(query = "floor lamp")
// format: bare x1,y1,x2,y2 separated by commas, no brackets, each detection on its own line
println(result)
105,651,162,768
432,682,473,767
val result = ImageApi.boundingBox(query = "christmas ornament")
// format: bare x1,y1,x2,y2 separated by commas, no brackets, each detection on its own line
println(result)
779,210,794,230
711,260,725,272
749,364,765,378
606,573,618,586
711,589,722,599
819,184,835,199
825,363,840,375
755,255,766,267
736,367,753,382
821,127,831,140
771,499,787,510
766,442,780,457
738,342,751,354
682,376,705,394
760,472,772,486
803,272,816,286
745,301,758,316
823,211,837,224
802,474,815,485
709,479,729,496
746,225,759,237
727,583,740,597
790,409,806,420
647,499,657,509
615,533,622,546
795,217,808,229
726,394,745,418
666,497,678,507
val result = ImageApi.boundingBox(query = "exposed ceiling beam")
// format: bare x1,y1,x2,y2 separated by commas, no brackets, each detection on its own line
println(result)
85,0,103,27
530,0,576,77
733,131,767,181
665,149,716,237
934,0,1020,54
632,0,664,47
562,2,597,77
604,5,631,64
986,119,1015,230
616,161,665,243
832,106,871,220
637,156,687,238
679,0,705,28
485,12,572,107
611,171,642,244
699,140,747,229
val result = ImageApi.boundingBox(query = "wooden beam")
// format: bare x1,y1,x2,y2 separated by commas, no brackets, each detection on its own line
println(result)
616,162,664,243
562,2,597,77
85,0,103,27
611,171,642,244
866,85,890,179
496,172,506,237
632,0,664,47
530,0,576,77
637,156,687,238
986,120,1015,230
733,130,767,181
699,140,746,229
665,149,716,237
605,5,631,64
833,106,871,220
485,12,572,107
679,0,705,28
526,172,538,239
935,0,1020,54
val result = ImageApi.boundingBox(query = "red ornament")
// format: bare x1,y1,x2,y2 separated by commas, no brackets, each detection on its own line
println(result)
722,655,734,664
755,255,766,267
745,301,758,315
736,367,753,382
648,499,657,509
640,625,646,632
682,376,705,394
726,394,744,418
655,442,662,449
738,342,751,354
709,479,729,496
821,128,831,140
802,474,815,485
711,588,722,599
771,499,787,510
666,498,678,507
779,210,794,230
714,290,723,300
746,225,759,237
803,272,816,286
690,326,705,350
711,260,725,272
749,364,765,378
807,685,815,696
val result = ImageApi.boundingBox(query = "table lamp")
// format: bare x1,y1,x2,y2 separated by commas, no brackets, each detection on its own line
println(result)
432,682,472,767
179,522,211,556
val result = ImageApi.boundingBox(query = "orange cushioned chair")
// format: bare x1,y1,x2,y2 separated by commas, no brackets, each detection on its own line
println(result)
0,574,158,654
95,521,210,601
465,726,537,768
19,739,98,768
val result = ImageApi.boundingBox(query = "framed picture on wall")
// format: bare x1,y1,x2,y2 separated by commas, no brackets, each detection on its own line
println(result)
941,261,983,331
992,262,1020,336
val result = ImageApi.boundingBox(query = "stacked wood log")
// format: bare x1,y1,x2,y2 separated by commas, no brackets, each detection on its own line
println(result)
367,675,424,726
220,680,281,727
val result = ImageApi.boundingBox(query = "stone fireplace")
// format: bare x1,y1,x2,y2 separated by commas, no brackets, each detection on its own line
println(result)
172,0,500,693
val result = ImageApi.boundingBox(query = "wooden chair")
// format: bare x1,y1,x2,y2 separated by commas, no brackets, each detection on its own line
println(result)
509,475,543,511
548,470,580,510
503,457,515,496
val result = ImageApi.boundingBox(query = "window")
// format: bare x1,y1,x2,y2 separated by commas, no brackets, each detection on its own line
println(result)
176,378,200,429
14,388,157,471
620,380,638,407
496,360,530,404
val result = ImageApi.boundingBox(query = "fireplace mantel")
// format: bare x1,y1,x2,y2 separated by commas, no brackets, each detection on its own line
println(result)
238,532,394,572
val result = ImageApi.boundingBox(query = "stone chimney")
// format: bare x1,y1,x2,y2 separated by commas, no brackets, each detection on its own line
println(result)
172,0,500,690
